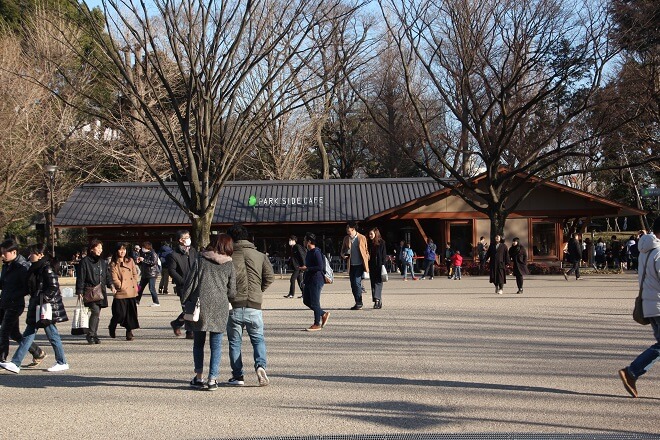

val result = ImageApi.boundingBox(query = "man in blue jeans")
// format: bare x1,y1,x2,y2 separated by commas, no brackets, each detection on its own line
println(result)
340,221,370,310
226,224,274,386
619,218,660,398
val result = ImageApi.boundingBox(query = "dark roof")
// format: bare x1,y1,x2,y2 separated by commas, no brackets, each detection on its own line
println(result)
55,178,445,227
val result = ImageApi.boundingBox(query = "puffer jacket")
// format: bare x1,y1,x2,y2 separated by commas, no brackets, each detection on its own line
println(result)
111,258,139,299
26,258,68,327
0,254,30,311
638,233,660,318
139,249,159,279
230,240,274,310
181,251,237,332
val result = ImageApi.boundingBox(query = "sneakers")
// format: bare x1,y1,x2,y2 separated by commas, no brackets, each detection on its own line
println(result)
497,289,503,295
206,379,219,391
170,320,182,336
151,303,161,307
0,361,20,374
307,324,322,332
227,375,245,386
350,304,363,310
618,368,638,398
283,294,294,298
47,363,69,372
516,289,523,294
321,312,330,327
256,366,269,386
28,352,47,367
190,376,206,389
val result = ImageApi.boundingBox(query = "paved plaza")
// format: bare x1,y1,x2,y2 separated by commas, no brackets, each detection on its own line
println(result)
1,273,658,439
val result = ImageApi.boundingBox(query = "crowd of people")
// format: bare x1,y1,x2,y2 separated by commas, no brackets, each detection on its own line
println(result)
0,219,658,398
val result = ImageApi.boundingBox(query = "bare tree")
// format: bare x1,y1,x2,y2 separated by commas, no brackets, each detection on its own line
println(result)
368,0,657,240
38,0,341,246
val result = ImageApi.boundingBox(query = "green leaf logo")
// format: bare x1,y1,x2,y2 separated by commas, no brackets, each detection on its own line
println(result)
248,195,257,207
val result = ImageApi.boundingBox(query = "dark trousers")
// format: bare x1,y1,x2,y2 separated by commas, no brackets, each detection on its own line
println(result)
289,269,304,296
87,302,102,338
0,307,43,362
158,268,170,294
445,260,452,277
422,260,434,278
370,278,383,301
515,273,524,289
566,261,580,279
302,281,325,325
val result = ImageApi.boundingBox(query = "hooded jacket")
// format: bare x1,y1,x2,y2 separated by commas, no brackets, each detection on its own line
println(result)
0,254,30,311
230,240,274,310
637,233,660,318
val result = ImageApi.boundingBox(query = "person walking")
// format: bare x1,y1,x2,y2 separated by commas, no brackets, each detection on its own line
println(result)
299,233,329,331
181,234,236,391
136,241,160,306
368,228,387,309
618,218,660,398
0,244,69,373
401,243,417,281
284,235,306,299
421,238,436,280
563,233,582,281
443,243,454,279
509,237,529,294
486,235,509,294
168,230,198,338
396,240,406,274
75,239,114,344
158,242,173,295
226,224,274,387
450,250,463,280
340,221,370,310
109,243,140,341
0,239,46,366
477,237,488,275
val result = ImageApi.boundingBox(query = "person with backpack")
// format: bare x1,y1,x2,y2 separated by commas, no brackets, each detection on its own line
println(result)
299,233,329,332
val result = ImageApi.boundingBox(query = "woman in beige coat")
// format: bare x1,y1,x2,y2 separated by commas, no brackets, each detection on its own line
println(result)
110,243,140,340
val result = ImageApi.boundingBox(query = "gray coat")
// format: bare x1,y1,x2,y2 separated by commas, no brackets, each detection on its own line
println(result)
181,251,237,333
638,234,660,318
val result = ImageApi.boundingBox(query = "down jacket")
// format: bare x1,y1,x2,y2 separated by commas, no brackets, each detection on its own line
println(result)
230,240,274,310
0,254,30,311
26,257,68,327
181,251,237,333
638,233,660,318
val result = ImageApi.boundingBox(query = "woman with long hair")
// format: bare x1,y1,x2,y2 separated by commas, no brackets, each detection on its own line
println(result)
110,243,140,341
75,239,113,344
181,234,236,390
0,243,69,373
367,228,387,309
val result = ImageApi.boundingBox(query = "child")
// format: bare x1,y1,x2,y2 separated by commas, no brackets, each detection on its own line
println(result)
450,250,463,280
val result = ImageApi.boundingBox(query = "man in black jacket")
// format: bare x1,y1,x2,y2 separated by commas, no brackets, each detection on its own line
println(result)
563,232,583,281
168,230,198,338
284,235,306,298
0,239,45,364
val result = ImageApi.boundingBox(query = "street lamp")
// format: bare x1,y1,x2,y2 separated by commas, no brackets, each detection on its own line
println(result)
45,164,57,258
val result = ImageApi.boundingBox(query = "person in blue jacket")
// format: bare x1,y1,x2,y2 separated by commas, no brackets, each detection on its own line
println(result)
299,233,329,332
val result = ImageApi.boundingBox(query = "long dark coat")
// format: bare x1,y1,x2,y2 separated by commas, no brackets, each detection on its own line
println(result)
76,255,113,308
487,242,509,285
368,240,387,283
509,244,529,276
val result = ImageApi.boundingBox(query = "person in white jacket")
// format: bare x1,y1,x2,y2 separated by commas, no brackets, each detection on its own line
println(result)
618,217,660,398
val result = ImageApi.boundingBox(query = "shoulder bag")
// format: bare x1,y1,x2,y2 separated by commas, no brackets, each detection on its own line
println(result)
83,283,103,303
633,253,651,325
35,293,53,328
183,255,202,321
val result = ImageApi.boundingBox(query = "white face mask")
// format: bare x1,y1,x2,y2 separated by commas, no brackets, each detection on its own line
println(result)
289,240,295,246
183,238,191,247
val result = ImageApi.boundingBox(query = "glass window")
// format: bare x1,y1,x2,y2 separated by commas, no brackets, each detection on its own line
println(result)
532,222,556,257
449,222,473,258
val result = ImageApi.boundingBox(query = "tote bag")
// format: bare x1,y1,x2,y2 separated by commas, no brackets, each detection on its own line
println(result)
71,297,90,335
35,294,53,328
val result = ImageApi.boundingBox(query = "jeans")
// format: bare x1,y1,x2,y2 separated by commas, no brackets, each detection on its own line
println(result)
289,268,304,296
566,261,580,279
88,302,101,337
423,260,434,278
12,323,67,366
227,307,267,378
0,307,43,362
158,268,170,294
349,265,364,305
370,278,383,301
402,262,415,279
628,317,660,379
138,277,158,304
302,281,325,325
453,266,462,279
193,331,222,379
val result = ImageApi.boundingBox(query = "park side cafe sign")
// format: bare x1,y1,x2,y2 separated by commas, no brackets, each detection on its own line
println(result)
247,194,324,208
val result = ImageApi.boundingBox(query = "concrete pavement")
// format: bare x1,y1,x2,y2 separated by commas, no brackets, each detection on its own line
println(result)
1,273,658,439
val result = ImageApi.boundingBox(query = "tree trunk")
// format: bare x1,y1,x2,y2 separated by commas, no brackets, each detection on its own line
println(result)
191,208,214,250
488,208,507,244
315,127,330,179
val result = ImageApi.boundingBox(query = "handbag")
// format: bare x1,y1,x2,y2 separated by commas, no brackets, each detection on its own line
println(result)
83,283,103,303
71,297,90,335
633,253,651,325
35,294,53,328
183,298,201,322
381,264,388,282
